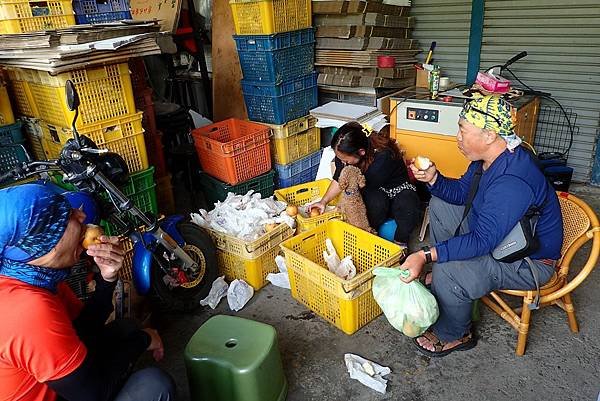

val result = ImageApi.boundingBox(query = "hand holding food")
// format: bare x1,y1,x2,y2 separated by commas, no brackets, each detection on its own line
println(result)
82,224,104,249
310,208,321,217
413,155,432,171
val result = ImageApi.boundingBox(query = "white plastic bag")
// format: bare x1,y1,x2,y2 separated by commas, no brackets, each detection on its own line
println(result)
266,255,291,289
227,279,254,311
322,239,357,280
344,353,391,394
199,276,228,309
372,267,439,337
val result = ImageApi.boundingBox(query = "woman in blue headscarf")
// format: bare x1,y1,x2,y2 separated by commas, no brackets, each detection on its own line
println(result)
0,184,175,401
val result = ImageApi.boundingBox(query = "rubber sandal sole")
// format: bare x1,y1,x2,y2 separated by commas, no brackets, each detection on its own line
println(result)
412,334,478,358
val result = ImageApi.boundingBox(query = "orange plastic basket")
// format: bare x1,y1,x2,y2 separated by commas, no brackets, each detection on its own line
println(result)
192,118,272,185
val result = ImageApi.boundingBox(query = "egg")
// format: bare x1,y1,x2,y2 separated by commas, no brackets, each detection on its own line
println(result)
265,223,278,232
414,155,432,171
286,205,299,217
82,224,104,249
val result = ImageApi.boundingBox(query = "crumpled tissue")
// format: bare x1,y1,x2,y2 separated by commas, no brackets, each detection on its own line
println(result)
323,238,356,280
190,191,294,241
227,279,254,311
199,276,228,309
266,255,290,289
344,353,391,394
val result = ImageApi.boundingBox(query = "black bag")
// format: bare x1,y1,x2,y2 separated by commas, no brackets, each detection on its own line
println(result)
455,164,544,263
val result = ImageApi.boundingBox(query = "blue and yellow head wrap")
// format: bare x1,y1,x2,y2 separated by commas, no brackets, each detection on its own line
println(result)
0,184,72,292
460,94,521,150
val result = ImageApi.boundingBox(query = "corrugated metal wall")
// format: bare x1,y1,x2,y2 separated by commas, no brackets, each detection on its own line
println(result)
479,0,600,182
411,0,472,84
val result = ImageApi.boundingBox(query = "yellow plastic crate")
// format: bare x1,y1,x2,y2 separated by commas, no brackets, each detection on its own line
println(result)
217,245,281,290
14,64,135,128
0,84,15,126
264,115,315,139
39,112,149,173
280,220,404,334
229,0,312,34
270,126,320,165
5,72,38,117
0,0,74,34
206,222,293,259
274,179,344,232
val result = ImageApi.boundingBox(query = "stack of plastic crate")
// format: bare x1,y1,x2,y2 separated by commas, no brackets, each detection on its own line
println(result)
191,118,276,209
229,0,320,189
128,57,174,214
4,63,158,237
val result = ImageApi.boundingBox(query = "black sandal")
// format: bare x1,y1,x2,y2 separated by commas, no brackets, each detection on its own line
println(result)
412,330,477,358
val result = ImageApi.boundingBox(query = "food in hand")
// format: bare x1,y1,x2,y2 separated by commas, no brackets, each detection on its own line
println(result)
309,208,321,217
82,224,104,249
264,223,278,232
286,205,299,217
414,155,432,171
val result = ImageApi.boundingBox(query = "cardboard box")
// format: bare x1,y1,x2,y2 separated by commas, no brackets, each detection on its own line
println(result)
317,65,416,79
416,69,429,88
316,25,411,38
316,37,416,50
312,1,409,16
314,14,415,29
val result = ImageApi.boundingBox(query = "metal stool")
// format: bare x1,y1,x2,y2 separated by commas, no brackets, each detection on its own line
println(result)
184,315,287,401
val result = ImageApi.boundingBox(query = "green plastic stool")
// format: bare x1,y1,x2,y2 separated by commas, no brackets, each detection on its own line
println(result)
184,315,287,401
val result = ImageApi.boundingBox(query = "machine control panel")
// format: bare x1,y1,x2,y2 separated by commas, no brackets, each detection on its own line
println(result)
406,107,439,123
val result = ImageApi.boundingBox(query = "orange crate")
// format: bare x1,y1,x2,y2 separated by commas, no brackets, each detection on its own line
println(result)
191,118,272,185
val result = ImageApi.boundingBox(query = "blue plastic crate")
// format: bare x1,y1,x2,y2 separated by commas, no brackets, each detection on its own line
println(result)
0,122,24,146
234,29,314,52
234,29,315,83
274,149,321,188
73,0,131,24
242,73,318,124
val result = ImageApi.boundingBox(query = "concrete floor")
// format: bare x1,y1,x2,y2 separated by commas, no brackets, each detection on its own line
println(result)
143,183,600,401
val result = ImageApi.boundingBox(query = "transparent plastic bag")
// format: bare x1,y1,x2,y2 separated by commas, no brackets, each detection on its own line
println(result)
372,267,439,337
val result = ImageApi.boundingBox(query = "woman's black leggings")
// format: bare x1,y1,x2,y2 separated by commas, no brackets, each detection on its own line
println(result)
361,187,421,244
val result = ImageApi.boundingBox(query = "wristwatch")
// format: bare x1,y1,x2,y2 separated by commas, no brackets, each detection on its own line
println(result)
421,246,432,264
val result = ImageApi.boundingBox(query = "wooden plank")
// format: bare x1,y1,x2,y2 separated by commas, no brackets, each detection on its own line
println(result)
212,0,247,121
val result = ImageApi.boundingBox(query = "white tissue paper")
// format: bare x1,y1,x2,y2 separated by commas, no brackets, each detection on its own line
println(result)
190,191,294,241
323,239,357,280
199,276,228,309
266,255,291,289
344,353,391,394
227,279,254,311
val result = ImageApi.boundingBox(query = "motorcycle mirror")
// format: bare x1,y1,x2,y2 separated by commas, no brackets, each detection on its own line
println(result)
65,80,80,112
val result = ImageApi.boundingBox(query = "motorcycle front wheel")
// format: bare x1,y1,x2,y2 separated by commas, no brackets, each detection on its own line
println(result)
150,220,217,312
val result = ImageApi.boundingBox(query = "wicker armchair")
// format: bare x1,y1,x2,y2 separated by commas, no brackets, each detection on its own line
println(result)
481,192,600,355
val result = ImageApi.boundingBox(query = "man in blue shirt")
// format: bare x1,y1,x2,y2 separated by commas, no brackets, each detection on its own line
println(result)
400,94,563,357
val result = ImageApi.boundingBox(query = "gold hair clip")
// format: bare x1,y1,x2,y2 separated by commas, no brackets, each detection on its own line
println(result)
361,124,374,137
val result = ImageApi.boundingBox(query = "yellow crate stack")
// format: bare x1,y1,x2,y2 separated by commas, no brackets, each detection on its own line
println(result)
4,63,149,175
0,81,15,126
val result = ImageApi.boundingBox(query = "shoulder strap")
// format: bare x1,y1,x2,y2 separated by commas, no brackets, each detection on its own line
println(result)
454,164,483,237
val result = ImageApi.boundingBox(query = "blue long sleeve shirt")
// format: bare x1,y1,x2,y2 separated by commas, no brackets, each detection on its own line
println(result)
431,147,563,263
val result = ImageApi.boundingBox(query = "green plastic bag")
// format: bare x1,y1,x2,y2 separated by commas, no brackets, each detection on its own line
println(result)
372,267,439,337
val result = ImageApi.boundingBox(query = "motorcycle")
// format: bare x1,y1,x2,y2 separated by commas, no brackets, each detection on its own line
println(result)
0,80,217,311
